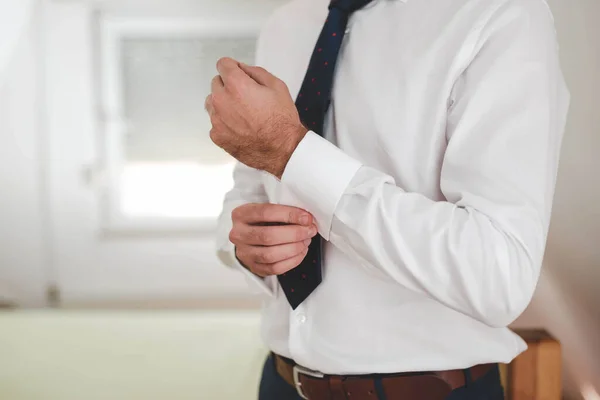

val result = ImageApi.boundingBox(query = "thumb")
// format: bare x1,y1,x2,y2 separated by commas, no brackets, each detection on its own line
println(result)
239,63,279,88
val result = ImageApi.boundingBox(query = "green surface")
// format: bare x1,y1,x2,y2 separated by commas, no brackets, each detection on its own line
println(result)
0,311,267,400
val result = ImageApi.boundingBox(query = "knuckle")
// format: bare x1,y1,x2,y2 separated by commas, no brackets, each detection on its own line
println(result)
244,257,255,269
256,249,274,264
254,255,266,264
276,79,288,91
256,206,268,222
231,207,243,221
247,226,259,241
229,228,243,244
211,117,223,130
209,128,221,145
252,251,263,264
210,94,223,112
245,226,256,241
258,229,272,245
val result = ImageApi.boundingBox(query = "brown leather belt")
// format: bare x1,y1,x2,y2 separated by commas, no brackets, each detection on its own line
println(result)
274,354,495,400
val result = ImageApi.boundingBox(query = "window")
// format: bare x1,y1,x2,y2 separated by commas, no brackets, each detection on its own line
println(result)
98,16,258,233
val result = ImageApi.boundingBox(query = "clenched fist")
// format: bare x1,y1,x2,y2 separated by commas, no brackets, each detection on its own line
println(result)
230,203,318,277
205,57,308,179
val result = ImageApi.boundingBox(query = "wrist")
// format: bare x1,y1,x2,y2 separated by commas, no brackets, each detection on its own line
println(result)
271,124,308,179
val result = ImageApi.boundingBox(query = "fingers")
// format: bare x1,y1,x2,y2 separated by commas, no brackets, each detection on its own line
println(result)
216,57,246,86
230,222,317,246
255,251,310,277
237,245,309,277
232,203,314,226
236,240,310,265
231,203,317,277
216,57,284,91
238,63,280,88
211,75,225,94
205,95,214,116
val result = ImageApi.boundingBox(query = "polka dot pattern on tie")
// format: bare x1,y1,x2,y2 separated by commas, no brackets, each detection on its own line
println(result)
276,0,375,310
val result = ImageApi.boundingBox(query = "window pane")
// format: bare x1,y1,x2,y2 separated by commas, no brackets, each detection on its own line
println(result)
121,37,256,164
114,35,255,219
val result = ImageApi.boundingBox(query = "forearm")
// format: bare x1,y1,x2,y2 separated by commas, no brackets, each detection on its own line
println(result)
329,166,543,327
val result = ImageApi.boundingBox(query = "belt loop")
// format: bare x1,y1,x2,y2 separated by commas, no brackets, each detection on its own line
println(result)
463,368,473,387
374,377,387,400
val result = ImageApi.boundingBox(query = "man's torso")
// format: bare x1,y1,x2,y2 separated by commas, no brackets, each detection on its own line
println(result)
252,0,541,374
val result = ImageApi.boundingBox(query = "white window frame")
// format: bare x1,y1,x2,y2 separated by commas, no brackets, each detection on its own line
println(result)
97,15,260,235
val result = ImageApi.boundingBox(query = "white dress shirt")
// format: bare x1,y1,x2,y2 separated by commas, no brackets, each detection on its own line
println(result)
216,0,570,374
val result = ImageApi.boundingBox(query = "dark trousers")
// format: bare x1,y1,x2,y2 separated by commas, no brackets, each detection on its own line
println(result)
258,354,505,400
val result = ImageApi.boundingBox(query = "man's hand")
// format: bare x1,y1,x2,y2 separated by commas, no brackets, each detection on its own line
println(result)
205,57,308,178
230,203,317,277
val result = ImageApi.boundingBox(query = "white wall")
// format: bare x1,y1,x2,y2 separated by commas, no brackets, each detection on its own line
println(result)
0,3,47,307
0,0,286,307
41,0,283,306
546,0,600,312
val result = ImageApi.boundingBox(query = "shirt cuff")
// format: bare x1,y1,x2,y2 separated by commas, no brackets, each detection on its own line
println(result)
280,131,362,240
217,245,275,297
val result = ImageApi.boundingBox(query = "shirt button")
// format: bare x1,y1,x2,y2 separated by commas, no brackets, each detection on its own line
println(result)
297,314,307,324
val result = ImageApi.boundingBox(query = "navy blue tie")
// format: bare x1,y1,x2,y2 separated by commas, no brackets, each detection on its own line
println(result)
278,0,374,310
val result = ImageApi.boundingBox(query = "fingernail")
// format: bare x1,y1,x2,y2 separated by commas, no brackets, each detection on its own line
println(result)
299,214,310,225
303,239,311,246
310,226,318,236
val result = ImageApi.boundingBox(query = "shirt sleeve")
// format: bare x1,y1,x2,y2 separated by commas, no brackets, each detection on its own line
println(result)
216,161,275,297
280,0,570,327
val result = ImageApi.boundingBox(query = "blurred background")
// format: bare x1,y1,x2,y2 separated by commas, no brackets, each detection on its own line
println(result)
0,0,598,399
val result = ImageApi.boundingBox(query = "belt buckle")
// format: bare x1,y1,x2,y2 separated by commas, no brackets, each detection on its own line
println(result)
292,365,324,400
